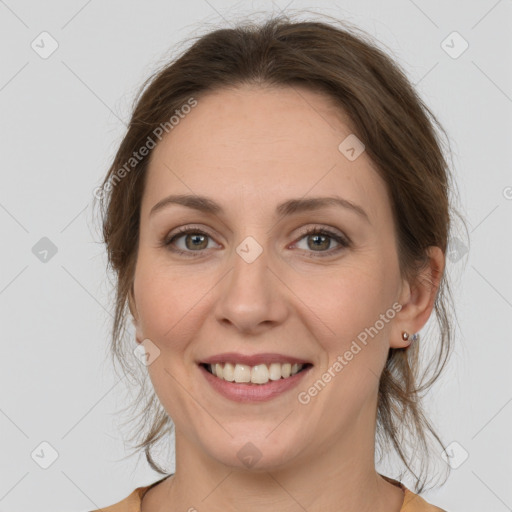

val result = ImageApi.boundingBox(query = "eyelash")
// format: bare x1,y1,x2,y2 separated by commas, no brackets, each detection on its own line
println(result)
161,225,350,259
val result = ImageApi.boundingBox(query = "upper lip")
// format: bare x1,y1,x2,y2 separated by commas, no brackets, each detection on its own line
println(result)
200,352,312,366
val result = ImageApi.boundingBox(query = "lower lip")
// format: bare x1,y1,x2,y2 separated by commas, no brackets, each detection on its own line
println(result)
199,364,312,402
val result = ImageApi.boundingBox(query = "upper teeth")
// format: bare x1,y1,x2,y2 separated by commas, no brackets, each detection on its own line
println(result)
209,362,304,384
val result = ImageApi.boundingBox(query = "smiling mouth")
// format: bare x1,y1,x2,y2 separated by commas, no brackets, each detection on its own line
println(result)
201,362,312,385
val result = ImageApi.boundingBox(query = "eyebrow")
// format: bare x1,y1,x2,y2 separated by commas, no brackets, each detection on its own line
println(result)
149,194,370,224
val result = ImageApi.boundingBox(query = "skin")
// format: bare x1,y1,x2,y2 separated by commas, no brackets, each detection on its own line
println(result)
129,84,445,512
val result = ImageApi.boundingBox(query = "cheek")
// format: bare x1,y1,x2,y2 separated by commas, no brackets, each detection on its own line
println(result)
133,255,209,349
295,260,398,406
296,265,395,428
299,264,394,341
133,259,211,423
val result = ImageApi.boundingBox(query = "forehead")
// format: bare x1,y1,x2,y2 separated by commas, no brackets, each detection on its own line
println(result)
141,85,390,225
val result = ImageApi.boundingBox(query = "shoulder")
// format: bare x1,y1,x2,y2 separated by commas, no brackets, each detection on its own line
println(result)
88,476,171,512
402,487,448,512
381,474,447,512
88,486,147,512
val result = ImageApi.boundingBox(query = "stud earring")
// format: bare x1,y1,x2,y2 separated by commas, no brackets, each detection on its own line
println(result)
401,331,420,343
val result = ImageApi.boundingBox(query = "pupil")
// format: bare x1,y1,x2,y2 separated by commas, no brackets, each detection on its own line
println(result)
187,234,207,250
309,234,328,250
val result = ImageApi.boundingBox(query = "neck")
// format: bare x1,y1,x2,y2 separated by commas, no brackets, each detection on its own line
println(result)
145,406,405,512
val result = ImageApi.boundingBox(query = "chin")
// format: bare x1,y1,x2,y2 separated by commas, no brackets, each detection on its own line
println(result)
198,429,306,472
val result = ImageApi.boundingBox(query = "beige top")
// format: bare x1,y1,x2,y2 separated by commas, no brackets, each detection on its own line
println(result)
89,474,447,511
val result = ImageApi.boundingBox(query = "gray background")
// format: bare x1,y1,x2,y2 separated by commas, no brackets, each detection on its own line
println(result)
1,1,511,511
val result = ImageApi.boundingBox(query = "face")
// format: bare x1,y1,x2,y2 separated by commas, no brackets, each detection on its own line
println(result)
130,85,410,471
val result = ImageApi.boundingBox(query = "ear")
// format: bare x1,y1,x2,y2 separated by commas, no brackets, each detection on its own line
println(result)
390,246,445,349
128,283,144,344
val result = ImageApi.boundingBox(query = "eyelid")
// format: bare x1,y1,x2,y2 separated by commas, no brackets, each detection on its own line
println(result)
293,224,349,244
161,224,221,249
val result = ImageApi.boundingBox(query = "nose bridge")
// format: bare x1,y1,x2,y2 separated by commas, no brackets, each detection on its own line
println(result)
229,233,273,303
213,230,287,332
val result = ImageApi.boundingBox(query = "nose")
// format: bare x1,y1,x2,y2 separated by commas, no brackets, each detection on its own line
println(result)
212,240,289,335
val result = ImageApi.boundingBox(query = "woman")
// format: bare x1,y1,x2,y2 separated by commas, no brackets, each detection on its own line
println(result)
93,14,462,512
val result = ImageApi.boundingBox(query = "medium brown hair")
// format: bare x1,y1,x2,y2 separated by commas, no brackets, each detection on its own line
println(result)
95,13,467,493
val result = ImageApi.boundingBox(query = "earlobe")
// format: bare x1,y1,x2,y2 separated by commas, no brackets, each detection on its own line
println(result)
400,330,420,349
390,328,418,350
127,284,143,344
390,246,445,349
131,315,144,344
134,325,144,344
128,282,137,319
